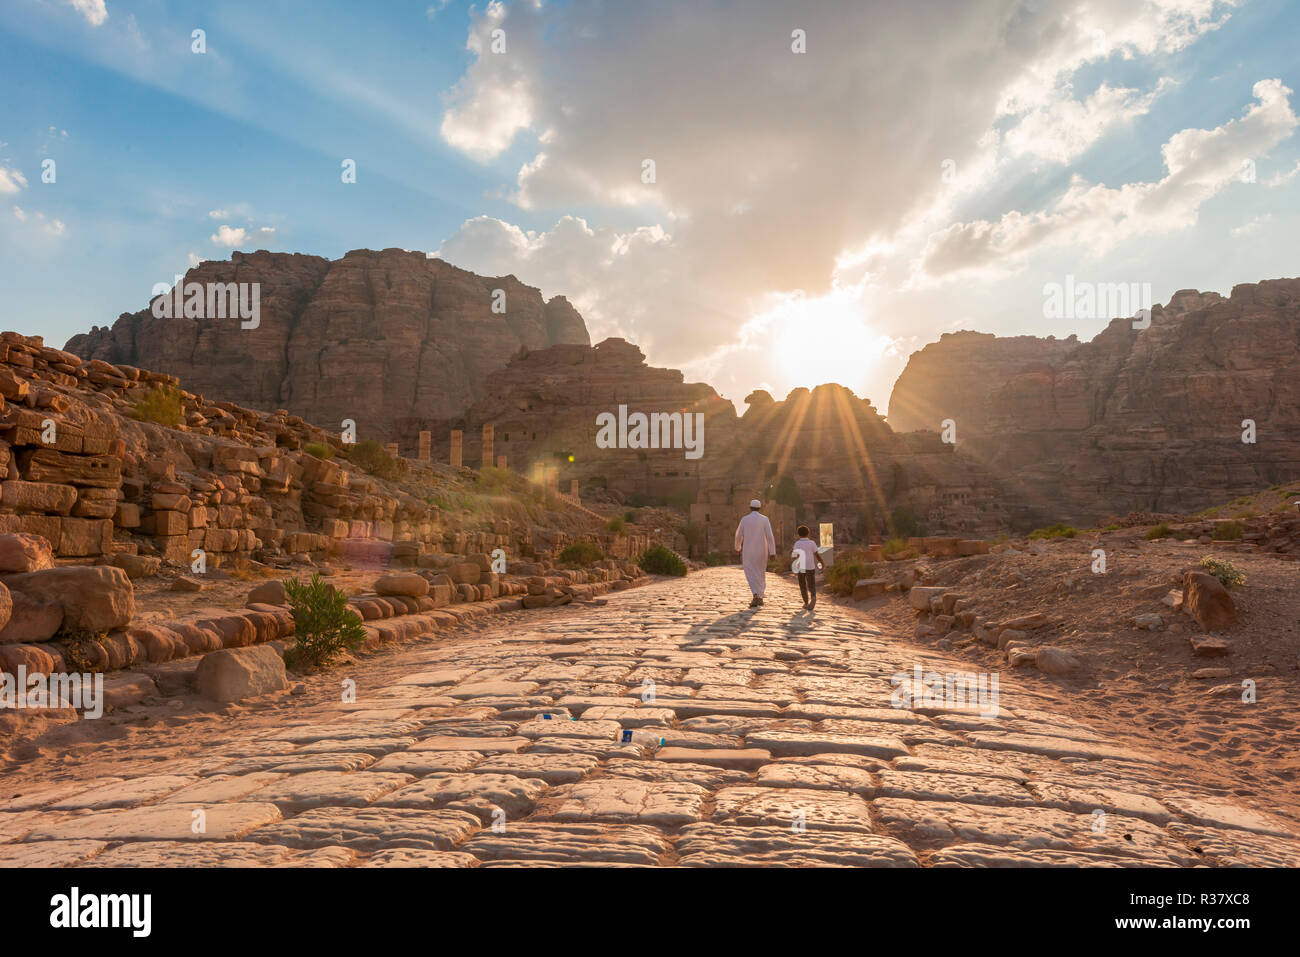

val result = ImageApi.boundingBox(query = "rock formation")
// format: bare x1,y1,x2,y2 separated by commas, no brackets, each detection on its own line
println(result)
887,281,1300,524
887,331,1079,435
439,340,1006,547
0,329,654,682
64,249,591,446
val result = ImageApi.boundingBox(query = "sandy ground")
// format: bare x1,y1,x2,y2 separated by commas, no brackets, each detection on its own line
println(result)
829,531,1300,825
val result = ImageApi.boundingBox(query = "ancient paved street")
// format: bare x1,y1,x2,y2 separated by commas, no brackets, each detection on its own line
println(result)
3,569,1299,867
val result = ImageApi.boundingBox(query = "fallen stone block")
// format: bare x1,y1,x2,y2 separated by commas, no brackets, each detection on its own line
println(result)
3,565,134,633
375,572,429,597
195,644,288,703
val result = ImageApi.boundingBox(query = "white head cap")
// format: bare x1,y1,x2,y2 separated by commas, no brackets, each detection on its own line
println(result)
749,499,761,508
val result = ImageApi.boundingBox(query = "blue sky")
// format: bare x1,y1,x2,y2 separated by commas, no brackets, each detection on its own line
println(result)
1,0,1297,414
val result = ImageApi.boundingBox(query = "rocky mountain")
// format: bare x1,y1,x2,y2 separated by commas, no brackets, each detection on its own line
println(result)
887,331,1079,435
887,280,1300,523
64,249,590,446
441,339,1006,542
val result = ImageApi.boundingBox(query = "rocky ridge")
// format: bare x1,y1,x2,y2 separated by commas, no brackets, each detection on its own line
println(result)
64,249,591,446
887,281,1300,525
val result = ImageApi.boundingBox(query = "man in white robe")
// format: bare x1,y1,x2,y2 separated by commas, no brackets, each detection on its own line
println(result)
734,499,776,607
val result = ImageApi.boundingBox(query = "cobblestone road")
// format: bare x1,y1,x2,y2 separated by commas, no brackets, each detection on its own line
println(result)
4,569,1298,867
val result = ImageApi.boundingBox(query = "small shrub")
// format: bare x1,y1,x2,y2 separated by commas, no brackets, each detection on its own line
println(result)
1028,523,1077,540
1144,522,1171,540
558,541,604,566
303,441,334,460
888,505,923,538
129,386,185,427
284,574,367,669
639,543,687,576
1199,556,1245,588
605,516,626,535
882,538,910,557
1214,520,1244,541
702,551,728,567
623,511,635,523
346,439,406,482
477,466,511,491
825,561,875,596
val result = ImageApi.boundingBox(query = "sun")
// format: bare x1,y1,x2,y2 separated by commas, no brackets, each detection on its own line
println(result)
763,291,891,396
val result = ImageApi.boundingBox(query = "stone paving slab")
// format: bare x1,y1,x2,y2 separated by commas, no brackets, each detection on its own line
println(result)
250,806,481,851
675,824,919,867
8,569,1297,868
0,840,107,867
243,772,415,811
463,822,670,865
711,786,875,833
376,773,548,821
27,802,282,842
541,779,708,826
360,848,480,867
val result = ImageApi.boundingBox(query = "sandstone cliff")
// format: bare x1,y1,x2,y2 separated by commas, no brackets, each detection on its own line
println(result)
64,249,591,446
441,341,1006,543
887,281,1300,523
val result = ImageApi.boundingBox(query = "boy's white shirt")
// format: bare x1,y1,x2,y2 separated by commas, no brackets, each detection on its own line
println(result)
792,537,820,569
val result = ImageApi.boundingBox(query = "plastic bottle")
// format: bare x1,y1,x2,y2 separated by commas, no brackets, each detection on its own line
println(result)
619,729,666,747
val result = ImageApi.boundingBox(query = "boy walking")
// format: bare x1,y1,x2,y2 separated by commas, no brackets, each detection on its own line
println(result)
792,524,825,610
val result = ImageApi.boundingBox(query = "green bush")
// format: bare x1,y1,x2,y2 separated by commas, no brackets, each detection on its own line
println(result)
639,544,687,576
702,551,728,566
477,466,512,491
825,560,875,596
129,386,185,427
882,537,910,557
1144,522,1171,540
888,505,923,538
283,574,367,669
1199,556,1245,588
1028,523,1077,540
1214,520,1244,541
558,541,604,566
303,441,334,460
605,516,626,534
346,439,406,482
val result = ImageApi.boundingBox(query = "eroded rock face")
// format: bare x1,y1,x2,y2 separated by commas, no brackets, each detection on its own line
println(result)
64,249,591,445
887,281,1300,524
888,331,1080,435
440,341,1006,544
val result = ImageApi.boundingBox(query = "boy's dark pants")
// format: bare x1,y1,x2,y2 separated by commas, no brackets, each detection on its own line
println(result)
798,570,816,607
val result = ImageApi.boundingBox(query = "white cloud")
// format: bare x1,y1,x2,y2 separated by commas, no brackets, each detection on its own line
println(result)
258,226,275,234
439,2,533,161
432,0,1257,403
1230,214,1271,236
12,204,66,237
917,79,1297,279
210,225,248,246
1265,159,1300,186
64,0,108,28
207,209,229,219
1005,79,1172,164
0,165,27,194
187,251,201,267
